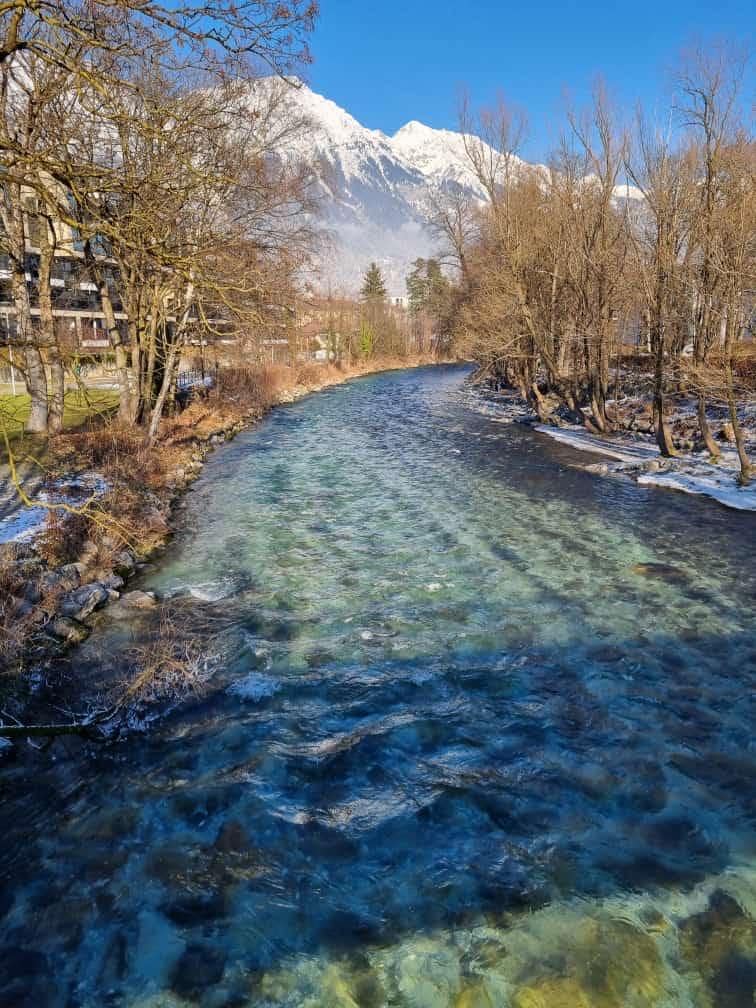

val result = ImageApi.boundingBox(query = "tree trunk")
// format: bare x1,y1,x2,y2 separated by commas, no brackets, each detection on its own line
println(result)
148,279,195,444
22,341,48,434
651,319,676,457
38,217,64,433
654,391,677,457
696,395,720,458
723,304,751,485
5,189,48,433
47,353,65,434
140,282,162,421
84,240,136,424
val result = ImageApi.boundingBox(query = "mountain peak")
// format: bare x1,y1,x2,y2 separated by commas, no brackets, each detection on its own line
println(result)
394,119,434,137
254,80,515,293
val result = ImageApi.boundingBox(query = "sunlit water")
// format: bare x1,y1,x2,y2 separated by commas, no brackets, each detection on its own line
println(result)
2,365,755,1007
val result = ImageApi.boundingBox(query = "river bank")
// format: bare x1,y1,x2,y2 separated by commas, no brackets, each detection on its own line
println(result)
0,354,449,692
470,373,756,512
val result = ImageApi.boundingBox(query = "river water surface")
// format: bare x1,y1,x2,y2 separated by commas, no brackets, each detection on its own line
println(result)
2,364,756,1007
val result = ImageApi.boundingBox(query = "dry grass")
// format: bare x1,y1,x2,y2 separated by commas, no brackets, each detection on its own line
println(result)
116,610,215,706
37,510,89,568
49,426,167,489
215,362,292,413
0,545,54,675
293,361,327,386
0,552,33,674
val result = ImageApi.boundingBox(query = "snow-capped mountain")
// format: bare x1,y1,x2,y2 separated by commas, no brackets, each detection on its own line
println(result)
251,79,498,295
252,79,642,296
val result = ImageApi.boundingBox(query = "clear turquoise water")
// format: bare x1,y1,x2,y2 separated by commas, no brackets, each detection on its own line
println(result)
1,364,755,1006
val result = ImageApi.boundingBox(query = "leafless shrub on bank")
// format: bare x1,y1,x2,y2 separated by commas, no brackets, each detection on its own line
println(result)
114,611,217,708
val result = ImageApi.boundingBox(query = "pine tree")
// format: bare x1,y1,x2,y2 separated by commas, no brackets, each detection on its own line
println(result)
360,262,387,302
406,258,447,314
406,258,428,314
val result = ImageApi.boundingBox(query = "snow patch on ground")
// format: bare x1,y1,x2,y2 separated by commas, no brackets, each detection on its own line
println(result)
636,469,756,511
0,472,108,545
0,502,47,544
534,423,756,512
533,424,658,464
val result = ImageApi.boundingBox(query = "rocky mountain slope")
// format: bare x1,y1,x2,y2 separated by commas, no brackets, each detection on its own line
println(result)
254,79,641,296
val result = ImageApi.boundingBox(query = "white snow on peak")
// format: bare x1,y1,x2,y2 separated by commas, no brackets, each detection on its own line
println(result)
392,120,493,196
248,78,646,294
280,78,382,147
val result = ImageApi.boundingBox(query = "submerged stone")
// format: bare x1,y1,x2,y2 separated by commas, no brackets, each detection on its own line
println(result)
160,891,228,928
394,939,461,1007
710,951,756,1008
510,914,666,1008
213,820,252,854
512,975,592,1008
50,615,90,644
454,979,495,1007
679,888,756,1000
121,590,158,609
170,942,226,999
630,562,690,584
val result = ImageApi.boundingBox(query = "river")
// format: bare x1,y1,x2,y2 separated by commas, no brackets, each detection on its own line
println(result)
2,364,755,1006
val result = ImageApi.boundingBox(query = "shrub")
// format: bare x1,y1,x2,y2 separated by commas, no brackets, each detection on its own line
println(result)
37,510,90,568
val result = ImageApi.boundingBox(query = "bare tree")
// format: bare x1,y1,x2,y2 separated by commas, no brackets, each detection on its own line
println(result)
675,42,749,455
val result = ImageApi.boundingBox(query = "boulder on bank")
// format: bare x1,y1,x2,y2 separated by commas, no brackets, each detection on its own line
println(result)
58,583,109,621
40,563,81,594
112,550,137,578
101,572,125,591
120,590,157,610
50,616,91,644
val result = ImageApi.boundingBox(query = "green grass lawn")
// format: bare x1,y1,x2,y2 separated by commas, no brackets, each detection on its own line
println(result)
0,389,119,441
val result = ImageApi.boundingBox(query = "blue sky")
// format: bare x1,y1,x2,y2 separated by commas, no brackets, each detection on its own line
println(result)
307,0,753,161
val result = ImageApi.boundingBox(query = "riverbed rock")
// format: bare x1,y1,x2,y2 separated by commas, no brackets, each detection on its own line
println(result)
9,594,33,618
50,615,91,644
678,888,756,1005
101,572,125,591
512,976,592,1008
58,582,109,620
454,980,496,1008
213,820,251,854
160,891,228,928
170,942,226,999
121,590,158,610
630,562,690,584
113,549,137,577
509,913,665,1008
394,939,461,1007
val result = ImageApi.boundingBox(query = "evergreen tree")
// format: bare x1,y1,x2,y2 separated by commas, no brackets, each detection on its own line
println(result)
406,258,447,314
358,320,374,357
406,258,428,314
360,262,387,302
